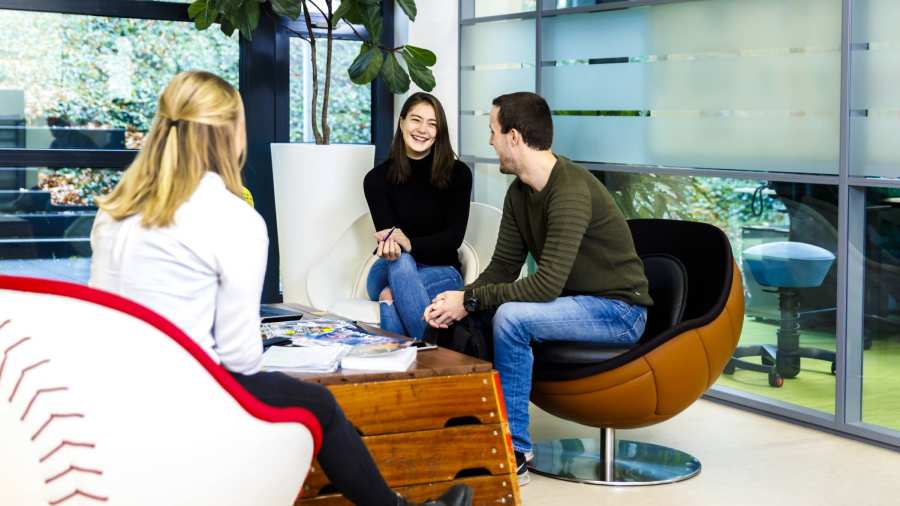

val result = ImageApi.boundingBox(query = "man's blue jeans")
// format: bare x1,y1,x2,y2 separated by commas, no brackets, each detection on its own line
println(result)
366,253,463,339
492,296,648,453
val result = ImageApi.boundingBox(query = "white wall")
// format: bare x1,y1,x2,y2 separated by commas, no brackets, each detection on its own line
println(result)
394,2,460,152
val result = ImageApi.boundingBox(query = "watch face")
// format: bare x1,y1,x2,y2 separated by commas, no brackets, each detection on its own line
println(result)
464,297,478,312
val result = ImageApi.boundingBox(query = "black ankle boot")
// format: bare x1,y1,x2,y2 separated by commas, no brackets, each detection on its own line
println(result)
397,484,473,506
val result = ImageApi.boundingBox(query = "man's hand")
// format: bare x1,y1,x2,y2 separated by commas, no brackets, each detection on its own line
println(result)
423,290,468,328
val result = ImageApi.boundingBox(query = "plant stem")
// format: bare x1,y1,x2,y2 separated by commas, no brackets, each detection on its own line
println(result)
301,0,323,144
321,0,333,144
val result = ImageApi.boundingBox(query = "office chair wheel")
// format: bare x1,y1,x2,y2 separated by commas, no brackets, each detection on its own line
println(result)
723,361,735,375
768,370,784,388
831,361,837,375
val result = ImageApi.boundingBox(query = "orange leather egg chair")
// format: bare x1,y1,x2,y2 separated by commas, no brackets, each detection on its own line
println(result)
529,219,744,485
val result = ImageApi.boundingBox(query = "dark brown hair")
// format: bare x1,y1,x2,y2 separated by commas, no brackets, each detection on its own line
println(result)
492,92,553,150
388,92,456,189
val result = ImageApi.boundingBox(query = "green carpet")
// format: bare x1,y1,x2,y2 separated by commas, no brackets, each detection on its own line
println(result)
715,318,900,431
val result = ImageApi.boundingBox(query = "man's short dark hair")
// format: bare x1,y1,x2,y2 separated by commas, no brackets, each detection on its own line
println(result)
492,92,553,150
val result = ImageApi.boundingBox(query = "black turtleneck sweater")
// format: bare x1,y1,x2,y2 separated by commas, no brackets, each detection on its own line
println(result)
363,152,472,271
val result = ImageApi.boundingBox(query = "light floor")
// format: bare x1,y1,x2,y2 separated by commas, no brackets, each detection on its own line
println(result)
522,399,900,506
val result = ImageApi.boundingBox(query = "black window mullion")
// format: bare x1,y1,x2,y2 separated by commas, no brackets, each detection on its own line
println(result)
0,0,189,21
0,149,136,169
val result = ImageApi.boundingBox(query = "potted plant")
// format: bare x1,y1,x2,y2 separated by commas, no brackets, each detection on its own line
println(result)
187,0,438,305
187,0,436,145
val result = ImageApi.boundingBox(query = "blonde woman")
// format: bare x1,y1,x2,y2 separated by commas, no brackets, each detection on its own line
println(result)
89,71,471,506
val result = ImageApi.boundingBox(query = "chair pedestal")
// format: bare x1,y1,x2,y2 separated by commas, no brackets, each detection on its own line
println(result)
725,287,836,387
529,428,701,486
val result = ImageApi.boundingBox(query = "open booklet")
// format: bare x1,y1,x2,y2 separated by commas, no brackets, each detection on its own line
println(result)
261,318,416,372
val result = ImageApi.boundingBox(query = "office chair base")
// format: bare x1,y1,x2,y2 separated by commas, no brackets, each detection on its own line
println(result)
530,435,701,486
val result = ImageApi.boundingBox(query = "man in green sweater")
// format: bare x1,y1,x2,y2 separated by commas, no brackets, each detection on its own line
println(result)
423,92,652,486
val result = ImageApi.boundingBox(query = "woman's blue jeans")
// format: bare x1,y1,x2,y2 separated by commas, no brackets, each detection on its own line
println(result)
491,296,648,453
366,252,463,340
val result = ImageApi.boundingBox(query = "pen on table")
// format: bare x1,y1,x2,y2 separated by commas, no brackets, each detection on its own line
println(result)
372,226,397,255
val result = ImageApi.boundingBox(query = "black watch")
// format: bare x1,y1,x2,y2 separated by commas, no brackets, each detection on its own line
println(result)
463,294,480,313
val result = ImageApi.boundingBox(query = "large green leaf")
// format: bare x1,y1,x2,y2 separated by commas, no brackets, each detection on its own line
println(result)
348,44,384,85
237,0,260,40
330,0,356,28
220,17,237,37
401,50,435,91
397,0,417,21
380,52,410,94
402,44,435,66
190,0,217,30
270,0,302,20
361,3,382,42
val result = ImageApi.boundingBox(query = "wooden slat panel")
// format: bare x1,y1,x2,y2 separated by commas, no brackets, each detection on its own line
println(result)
302,425,511,497
328,372,499,435
297,475,517,506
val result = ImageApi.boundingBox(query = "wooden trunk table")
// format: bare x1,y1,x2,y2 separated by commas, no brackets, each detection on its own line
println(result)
273,306,521,506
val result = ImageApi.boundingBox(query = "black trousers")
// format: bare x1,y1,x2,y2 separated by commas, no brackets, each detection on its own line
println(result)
230,370,397,506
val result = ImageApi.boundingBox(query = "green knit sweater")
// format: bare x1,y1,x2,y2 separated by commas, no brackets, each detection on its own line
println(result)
465,156,653,310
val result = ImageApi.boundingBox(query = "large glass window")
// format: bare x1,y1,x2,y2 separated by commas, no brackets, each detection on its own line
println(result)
0,10,238,151
604,172,839,414
460,18,536,159
0,167,120,284
289,38,371,144
850,0,900,180
541,0,841,174
859,185,900,430
462,0,536,19
0,8,237,284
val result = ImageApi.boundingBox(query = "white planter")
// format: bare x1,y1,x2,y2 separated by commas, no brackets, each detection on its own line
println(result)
271,143,375,305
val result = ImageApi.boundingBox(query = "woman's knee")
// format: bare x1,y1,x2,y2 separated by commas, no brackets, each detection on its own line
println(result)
387,252,417,276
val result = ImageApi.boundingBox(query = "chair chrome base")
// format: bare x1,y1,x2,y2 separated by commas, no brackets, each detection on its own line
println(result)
529,428,701,486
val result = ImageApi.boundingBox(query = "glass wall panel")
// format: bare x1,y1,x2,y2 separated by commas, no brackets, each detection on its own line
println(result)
859,186,900,430
0,167,121,284
850,0,900,180
460,19,536,158
604,171,838,413
472,162,514,210
289,38,371,143
541,0,841,174
0,10,238,151
462,0,536,19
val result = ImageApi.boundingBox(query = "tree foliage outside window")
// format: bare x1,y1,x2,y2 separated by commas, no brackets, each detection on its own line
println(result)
290,38,370,144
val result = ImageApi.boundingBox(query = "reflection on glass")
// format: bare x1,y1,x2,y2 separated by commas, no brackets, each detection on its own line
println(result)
472,162,514,210
462,0,537,19
460,19,536,157
604,172,838,413
0,10,237,151
850,0,900,179
0,167,121,284
289,38,371,144
541,0,841,174
860,186,900,429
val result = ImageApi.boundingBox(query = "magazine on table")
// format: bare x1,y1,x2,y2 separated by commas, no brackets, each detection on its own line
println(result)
261,317,413,357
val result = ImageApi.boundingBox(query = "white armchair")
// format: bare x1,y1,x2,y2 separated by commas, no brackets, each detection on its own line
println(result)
306,202,503,325
0,275,319,506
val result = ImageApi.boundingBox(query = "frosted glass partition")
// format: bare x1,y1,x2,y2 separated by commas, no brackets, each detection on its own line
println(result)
850,0,900,179
462,0,536,19
473,162,515,210
541,0,842,174
461,19,536,157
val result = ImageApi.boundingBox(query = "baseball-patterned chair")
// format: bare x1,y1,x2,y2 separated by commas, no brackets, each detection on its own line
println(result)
0,275,321,505
530,219,744,485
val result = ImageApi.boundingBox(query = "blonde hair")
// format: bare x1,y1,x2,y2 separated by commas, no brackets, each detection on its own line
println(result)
99,71,246,227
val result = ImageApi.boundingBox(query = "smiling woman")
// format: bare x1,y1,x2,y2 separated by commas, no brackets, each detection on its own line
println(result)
362,92,473,340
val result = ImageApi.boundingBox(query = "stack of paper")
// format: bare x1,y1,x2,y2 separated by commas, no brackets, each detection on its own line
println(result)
341,346,417,372
260,345,348,373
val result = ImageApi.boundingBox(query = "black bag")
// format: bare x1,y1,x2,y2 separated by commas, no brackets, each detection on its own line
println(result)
424,310,494,362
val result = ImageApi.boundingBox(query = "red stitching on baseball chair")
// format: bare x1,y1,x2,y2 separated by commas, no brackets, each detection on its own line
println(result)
0,275,321,505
